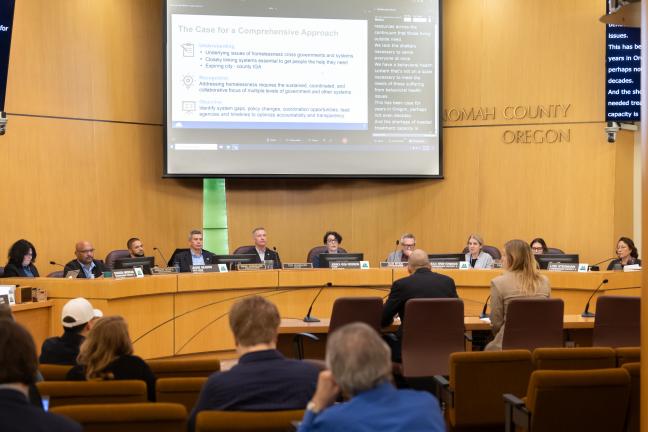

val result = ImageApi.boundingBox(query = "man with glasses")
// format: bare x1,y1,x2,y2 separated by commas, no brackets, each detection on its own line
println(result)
63,241,106,278
386,233,417,263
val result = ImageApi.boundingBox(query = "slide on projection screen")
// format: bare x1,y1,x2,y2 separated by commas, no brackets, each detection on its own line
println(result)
165,0,441,178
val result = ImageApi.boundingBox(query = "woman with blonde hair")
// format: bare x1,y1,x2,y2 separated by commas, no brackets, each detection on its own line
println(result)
485,239,551,351
464,234,494,269
66,316,156,400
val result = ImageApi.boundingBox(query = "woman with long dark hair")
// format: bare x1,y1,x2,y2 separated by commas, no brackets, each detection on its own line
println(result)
3,239,39,277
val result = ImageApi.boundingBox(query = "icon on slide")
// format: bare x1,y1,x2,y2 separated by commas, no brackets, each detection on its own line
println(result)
181,43,195,57
182,75,194,89
182,101,197,113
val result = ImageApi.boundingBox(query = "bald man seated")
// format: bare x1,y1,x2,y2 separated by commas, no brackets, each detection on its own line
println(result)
381,249,458,362
63,241,107,279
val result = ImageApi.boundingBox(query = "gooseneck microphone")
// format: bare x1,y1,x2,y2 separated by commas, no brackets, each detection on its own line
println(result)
49,261,64,268
581,278,609,317
392,239,400,261
153,247,169,267
588,257,616,272
304,282,332,323
480,295,490,319
272,246,281,268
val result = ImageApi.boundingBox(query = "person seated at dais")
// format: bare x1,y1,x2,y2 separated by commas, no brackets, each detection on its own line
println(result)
311,231,345,268
3,239,39,278
607,236,641,270
63,241,106,278
386,233,416,263
529,237,548,255
464,234,494,269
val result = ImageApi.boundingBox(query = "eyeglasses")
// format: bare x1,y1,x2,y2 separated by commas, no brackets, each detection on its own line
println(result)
402,243,416,249
531,247,544,252
78,249,95,253
326,239,338,244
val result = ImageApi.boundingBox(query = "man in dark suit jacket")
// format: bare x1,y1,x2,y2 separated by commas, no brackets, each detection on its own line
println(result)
381,249,458,361
188,296,318,432
0,318,82,432
236,227,282,269
63,241,106,278
175,230,216,273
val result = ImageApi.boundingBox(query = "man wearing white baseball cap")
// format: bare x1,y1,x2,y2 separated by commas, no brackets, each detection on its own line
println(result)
39,297,103,365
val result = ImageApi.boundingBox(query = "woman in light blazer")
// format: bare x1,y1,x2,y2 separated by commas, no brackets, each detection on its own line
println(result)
485,239,551,351
464,234,494,269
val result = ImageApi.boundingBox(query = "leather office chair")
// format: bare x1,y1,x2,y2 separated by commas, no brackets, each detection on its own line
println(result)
36,380,147,408
435,350,533,432
293,297,382,359
156,377,207,412
196,410,304,432
306,246,348,264
532,347,616,370
104,249,130,270
615,347,640,366
328,296,382,334
39,364,74,381
147,358,220,378
504,368,630,432
546,247,564,254
233,245,254,255
502,298,564,351
401,298,465,378
622,362,640,432
51,402,187,432
0,266,3,277
47,270,64,278
462,245,502,260
592,295,640,347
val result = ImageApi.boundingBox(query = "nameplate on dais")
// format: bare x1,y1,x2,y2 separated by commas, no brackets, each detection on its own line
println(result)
112,269,137,279
190,264,219,273
429,261,460,269
330,261,361,269
283,263,314,269
380,262,407,268
238,263,266,271
151,266,179,275
547,262,579,272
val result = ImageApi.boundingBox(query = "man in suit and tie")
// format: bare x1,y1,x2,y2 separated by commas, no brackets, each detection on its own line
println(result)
175,229,216,272
63,241,106,278
381,249,458,362
237,227,282,269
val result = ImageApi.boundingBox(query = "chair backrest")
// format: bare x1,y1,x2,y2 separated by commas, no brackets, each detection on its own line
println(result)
401,298,465,377
525,369,630,432
233,245,254,255
502,298,564,351
47,270,64,278
196,410,304,432
592,295,640,347
449,350,533,428
0,266,3,277
546,247,564,254
104,250,131,270
615,347,640,366
306,246,348,263
147,358,220,378
39,364,74,381
36,380,147,408
462,245,501,259
156,377,207,412
621,362,640,432
51,402,187,432
328,297,383,334
532,347,616,370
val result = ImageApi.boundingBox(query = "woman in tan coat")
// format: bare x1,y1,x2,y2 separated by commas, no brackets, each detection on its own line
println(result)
485,239,551,351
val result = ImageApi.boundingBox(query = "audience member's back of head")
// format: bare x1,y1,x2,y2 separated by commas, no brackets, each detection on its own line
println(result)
229,295,280,347
0,304,13,321
0,318,38,385
326,322,391,397
407,249,431,272
77,316,133,379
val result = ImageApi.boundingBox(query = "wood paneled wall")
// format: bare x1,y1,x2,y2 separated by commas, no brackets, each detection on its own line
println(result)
1,0,202,274
0,0,635,273
226,0,635,264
